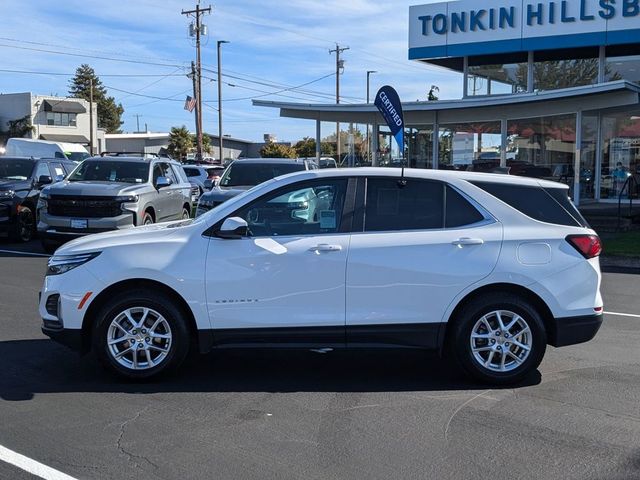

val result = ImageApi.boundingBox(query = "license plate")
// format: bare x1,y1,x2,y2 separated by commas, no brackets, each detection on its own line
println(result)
70,219,88,229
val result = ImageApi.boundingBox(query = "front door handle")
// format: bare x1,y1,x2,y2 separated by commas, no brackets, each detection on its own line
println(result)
308,244,343,253
452,237,484,247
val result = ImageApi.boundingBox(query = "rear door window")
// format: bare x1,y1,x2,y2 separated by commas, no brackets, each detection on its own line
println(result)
364,178,444,232
34,162,51,180
470,181,586,227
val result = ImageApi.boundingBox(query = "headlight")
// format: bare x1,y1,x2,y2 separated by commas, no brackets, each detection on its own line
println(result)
37,193,48,209
115,195,139,203
0,190,15,199
46,252,101,276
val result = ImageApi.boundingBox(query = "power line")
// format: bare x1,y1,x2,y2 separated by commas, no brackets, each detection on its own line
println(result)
0,68,186,78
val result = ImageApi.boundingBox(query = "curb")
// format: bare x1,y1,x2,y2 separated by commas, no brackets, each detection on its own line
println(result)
600,255,640,274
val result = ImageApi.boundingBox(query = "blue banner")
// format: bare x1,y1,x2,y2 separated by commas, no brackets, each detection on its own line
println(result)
374,86,404,154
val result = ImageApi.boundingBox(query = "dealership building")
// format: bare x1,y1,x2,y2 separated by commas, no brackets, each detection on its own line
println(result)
256,0,640,206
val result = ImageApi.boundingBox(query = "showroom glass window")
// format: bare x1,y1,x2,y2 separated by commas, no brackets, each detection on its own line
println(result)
467,62,528,96
533,55,598,91
438,122,502,172
405,126,434,169
506,114,577,192
580,114,599,202
600,109,640,200
605,54,640,85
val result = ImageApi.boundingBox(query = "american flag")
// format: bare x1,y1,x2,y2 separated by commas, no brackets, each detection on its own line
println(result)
184,95,196,112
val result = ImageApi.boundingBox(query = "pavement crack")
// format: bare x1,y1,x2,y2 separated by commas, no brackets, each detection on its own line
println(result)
115,406,159,473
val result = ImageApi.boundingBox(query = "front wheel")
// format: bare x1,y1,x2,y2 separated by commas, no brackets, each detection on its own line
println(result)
449,293,547,385
182,208,191,220
11,206,35,242
93,290,191,380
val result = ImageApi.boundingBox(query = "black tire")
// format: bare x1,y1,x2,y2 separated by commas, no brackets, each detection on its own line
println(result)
142,211,154,225
41,240,59,254
11,206,35,243
182,208,191,220
448,293,547,385
92,290,191,380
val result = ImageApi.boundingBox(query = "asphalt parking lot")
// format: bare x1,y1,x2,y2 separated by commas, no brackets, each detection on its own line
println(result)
1,240,640,480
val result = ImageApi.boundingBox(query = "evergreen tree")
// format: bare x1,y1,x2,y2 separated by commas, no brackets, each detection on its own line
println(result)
68,64,124,133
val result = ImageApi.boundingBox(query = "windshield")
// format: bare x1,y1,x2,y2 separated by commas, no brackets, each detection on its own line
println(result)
0,158,35,181
67,160,149,183
219,162,304,187
66,151,90,162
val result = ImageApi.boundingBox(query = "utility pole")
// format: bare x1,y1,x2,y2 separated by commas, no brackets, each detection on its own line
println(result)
189,61,201,158
134,114,142,133
329,44,349,165
217,40,229,164
89,78,94,155
182,1,211,162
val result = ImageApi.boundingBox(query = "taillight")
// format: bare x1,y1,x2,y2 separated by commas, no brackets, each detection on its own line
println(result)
566,234,602,259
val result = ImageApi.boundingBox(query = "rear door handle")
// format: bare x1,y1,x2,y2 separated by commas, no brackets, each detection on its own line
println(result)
308,244,343,253
452,237,484,247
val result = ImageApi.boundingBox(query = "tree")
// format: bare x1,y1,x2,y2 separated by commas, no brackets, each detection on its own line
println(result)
427,85,440,101
514,59,620,91
68,64,124,133
294,137,316,158
260,142,297,158
168,126,193,160
6,115,34,138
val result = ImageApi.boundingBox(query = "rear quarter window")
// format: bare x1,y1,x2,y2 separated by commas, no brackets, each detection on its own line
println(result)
470,181,587,227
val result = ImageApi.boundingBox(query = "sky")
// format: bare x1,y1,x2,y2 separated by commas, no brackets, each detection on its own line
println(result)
0,0,461,143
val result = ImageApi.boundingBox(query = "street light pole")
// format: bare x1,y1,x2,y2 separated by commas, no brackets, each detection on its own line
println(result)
330,44,349,165
366,70,377,104
366,71,377,163
217,40,229,164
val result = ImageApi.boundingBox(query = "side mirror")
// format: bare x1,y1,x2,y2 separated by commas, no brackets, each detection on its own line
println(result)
216,217,248,239
204,179,214,190
37,175,53,187
155,176,172,189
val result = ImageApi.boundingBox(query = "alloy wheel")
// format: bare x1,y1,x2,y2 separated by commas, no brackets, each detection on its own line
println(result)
106,307,172,370
469,310,532,373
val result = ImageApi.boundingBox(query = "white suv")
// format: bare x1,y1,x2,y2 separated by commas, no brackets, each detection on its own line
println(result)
39,169,603,384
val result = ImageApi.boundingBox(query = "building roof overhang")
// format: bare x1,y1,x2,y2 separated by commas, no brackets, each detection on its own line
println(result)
253,81,640,124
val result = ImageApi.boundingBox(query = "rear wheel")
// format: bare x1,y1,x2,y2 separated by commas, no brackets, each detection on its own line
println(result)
93,290,190,380
182,208,191,220
11,206,35,242
449,293,547,385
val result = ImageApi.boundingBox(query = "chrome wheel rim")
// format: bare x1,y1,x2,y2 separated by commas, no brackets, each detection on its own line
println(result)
107,307,172,371
470,310,532,373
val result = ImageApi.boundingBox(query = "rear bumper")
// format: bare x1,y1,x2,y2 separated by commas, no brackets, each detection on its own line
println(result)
549,313,603,347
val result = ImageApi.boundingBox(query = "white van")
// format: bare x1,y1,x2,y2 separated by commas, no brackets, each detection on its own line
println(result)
4,138,90,162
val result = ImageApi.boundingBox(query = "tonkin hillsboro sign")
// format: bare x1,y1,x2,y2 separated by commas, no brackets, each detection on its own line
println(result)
409,0,640,59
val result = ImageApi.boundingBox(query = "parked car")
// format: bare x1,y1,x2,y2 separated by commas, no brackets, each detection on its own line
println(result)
37,156,192,253
0,156,76,242
40,168,603,383
183,165,225,192
195,158,317,216
4,138,90,163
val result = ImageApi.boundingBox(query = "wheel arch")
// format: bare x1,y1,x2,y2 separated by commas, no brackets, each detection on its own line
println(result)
82,278,199,353
143,206,156,222
440,283,556,353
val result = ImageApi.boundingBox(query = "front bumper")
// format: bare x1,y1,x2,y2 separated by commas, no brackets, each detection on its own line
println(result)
549,313,603,347
0,201,17,234
38,211,135,243
41,325,85,352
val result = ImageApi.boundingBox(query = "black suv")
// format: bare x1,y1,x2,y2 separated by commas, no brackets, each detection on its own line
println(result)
0,157,76,242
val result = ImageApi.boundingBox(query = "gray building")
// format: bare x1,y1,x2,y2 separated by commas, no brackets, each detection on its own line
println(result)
105,132,288,161
0,92,103,152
